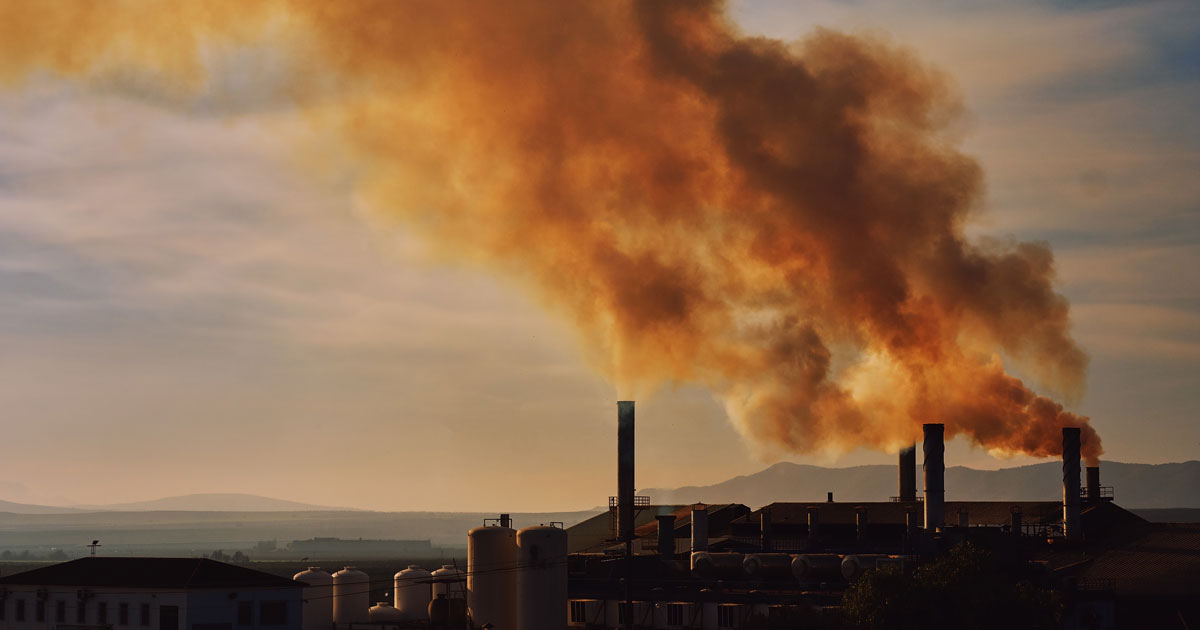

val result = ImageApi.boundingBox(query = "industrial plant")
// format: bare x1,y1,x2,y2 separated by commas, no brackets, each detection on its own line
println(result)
1,401,1197,630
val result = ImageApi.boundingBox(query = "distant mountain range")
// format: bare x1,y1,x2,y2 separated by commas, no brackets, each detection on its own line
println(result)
641,461,1200,510
0,493,353,514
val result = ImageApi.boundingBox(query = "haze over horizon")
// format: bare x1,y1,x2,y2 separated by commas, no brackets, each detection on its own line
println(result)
0,1,1196,512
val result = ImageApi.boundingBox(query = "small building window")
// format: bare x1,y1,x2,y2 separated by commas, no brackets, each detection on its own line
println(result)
77,601,87,623
667,603,685,626
0,598,6,620
717,604,737,628
259,602,287,626
16,599,26,622
237,602,254,626
120,602,130,625
569,601,586,623
99,602,109,624
56,601,66,623
36,600,46,622
141,603,151,626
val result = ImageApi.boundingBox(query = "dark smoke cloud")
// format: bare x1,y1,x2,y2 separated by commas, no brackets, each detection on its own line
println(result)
0,0,1100,462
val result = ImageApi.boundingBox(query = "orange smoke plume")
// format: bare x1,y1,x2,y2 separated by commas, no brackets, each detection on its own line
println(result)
0,0,1100,462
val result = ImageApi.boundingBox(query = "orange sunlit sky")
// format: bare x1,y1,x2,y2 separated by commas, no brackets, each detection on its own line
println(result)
1,1,1197,511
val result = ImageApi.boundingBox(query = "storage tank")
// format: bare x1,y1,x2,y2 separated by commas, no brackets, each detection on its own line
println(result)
690,552,745,579
393,565,432,620
840,555,891,581
742,553,793,580
516,525,568,630
368,602,404,624
468,525,518,630
431,565,466,600
332,567,371,624
791,554,843,581
293,567,333,630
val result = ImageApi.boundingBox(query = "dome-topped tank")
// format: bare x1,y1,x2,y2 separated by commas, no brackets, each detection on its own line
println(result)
468,525,518,630
293,567,333,630
393,565,432,620
368,602,404,624
431,564,466,600
516,525,568,630
333,566,371,624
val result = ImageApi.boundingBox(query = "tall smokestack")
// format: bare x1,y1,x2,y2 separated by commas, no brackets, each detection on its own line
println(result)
899,444,917,502
760,509,773,552
617,401,635,542
656,515,675,557
690,504,709,553
923,424,945,532
1063,427,1081,541
1086,466,1101,503
806,508,821,551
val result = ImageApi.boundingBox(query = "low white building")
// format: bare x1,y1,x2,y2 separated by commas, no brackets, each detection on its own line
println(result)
0,557,304,630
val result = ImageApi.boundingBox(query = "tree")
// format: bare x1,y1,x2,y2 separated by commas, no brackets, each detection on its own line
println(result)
842,542,1060,630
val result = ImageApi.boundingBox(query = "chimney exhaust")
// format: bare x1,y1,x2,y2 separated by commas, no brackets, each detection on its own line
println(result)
760,509,773,552
1086,466,1101,503
617,401,635,542
656,515,675,557
923,424,945,532
899,445,917,502
1063,427,1081,541
690,504,709,553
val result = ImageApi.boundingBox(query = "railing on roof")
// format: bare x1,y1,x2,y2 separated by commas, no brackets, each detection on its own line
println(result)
1080,486,1115,500
889,496,924,502
608,496,651,509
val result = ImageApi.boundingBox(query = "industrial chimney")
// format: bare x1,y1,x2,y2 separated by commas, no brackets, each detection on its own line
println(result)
691,504,709,553
1063,427,1082,541
898,444,917,502
1086,465,1101,503
923,424,945,532
656,515,675,557
617,401,635,542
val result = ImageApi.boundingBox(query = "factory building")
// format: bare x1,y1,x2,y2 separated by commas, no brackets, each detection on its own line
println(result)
0,558,304,630
562,403,1200,630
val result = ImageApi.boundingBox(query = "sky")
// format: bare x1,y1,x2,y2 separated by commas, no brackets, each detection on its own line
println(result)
0,1,1197,511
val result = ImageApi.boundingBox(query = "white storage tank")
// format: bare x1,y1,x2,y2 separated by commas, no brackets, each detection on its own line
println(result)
332,566,371,624
293,567,333,630
742,553,793,579
431,564,466,600
368,602,404,624
840,554,891,580
690,552,745,579
516,525,568,630
393,565,432,620
468,525,518,630
792,554,843,581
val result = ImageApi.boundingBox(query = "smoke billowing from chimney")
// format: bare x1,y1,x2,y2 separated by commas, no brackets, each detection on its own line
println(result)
0,0,1101,463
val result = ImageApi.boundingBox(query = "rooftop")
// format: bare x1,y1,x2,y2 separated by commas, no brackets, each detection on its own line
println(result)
0,557,303,590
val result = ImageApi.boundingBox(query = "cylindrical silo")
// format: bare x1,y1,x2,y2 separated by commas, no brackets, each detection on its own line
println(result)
394,565,432,621
332,567,370,624
840,555,891,581
293,567,332,630
742,553,792,580
468,525,518,630
516,525,567,630
431,565,466,601
791,554,843,582
368,602,404,624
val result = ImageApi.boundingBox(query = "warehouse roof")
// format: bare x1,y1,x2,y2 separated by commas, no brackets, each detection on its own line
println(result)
0,557,302,589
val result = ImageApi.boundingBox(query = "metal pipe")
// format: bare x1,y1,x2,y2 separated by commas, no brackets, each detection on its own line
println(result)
1086,466,1101,503
899,445,917,501
806,508,820,551
760,509,773,552
1063,427,1082,541
923,424,945,532
657,515,675,557
617,401,635,542
856,507,868,544
691,504,709,553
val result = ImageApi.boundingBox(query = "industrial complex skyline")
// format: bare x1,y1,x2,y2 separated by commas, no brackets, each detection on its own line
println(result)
0,1,1197,512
